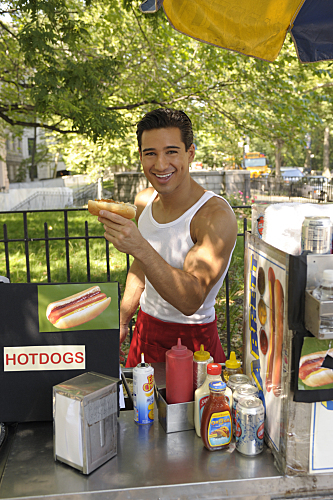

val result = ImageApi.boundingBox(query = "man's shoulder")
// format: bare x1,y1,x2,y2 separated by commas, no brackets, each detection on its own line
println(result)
198,194,235,219
192,194,238,241
134,187,155,220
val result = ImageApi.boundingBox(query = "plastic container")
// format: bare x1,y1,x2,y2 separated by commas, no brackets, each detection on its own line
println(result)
194,363,233,437
193,344,213,392
166,338,193,404
223,351,242,382
201,381,232,451
313,269,333,334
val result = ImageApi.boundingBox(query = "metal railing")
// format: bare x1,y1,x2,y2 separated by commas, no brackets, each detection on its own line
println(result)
0,206,251,358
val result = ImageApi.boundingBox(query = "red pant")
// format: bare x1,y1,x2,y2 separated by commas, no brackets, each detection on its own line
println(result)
125,309,226,367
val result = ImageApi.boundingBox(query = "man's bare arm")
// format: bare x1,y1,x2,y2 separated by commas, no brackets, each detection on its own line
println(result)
101,199,237,316
119,259,145,344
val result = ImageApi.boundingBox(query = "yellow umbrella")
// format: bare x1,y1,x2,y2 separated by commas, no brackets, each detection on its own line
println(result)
140,0,333,63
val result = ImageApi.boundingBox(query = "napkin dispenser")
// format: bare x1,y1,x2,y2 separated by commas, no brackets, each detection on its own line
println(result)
53,372,120,474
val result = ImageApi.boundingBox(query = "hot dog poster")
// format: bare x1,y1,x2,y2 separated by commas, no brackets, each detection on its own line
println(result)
298,338,333,390
244,237,288,452
38,283,118,332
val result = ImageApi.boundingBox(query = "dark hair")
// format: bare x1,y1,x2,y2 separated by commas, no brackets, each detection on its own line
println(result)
136,108,193,151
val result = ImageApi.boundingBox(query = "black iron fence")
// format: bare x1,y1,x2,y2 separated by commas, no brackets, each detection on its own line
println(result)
251,176,333,202
0,206,251,358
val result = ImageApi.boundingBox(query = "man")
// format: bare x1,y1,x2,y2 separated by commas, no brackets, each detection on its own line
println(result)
98,108,238,366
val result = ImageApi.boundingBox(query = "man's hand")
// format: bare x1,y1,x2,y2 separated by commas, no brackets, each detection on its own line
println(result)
98,211,146,256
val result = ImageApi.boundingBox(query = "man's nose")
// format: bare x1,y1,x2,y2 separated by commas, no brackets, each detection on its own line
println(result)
155,154,168,171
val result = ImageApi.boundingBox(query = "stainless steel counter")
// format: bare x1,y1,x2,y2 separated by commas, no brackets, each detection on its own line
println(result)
1,411,333,500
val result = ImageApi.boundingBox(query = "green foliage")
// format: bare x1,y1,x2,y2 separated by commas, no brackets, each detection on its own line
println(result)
1,1,333,175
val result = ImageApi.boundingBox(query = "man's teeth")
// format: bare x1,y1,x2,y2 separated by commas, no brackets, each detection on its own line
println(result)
155,173,172,178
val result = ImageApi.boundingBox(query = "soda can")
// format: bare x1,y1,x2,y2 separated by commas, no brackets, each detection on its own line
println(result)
235,396,265,456
301,216,331,255
226,373,251,394
232,383,259,433
133,362,154,424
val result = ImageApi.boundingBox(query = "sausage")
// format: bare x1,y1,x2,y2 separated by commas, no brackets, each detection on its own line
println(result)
272,279,284,397
265,267,275,392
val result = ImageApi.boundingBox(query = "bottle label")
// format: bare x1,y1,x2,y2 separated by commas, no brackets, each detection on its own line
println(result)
207,411,232,447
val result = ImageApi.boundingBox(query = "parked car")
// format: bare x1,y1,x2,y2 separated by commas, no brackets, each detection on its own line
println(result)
296,175,329,201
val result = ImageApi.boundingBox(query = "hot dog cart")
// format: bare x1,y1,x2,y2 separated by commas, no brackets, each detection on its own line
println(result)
243,229,333,476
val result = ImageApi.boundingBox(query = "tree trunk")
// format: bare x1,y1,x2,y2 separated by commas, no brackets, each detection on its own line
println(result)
323,126,330,176
304,149,311,172
30,126,37,181
274,138,283,177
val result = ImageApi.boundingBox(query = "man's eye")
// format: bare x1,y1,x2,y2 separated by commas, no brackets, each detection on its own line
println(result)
167,150,178,154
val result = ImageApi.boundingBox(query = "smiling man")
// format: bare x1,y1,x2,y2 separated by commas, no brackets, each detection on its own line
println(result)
99,108,238,367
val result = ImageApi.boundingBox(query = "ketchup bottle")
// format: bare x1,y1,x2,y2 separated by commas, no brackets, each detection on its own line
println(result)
166,338,193,404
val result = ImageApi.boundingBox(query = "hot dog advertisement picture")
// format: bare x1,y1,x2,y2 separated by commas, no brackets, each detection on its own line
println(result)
0,282,120,422
298,338,333,390
244,234,288,453
38,283,117,332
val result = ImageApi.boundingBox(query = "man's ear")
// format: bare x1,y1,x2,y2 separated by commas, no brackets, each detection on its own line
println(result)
138,147,142,162
188,143,195,163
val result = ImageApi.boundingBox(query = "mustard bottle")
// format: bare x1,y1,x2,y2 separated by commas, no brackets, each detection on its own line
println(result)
223,351,242,382
193,344,213,392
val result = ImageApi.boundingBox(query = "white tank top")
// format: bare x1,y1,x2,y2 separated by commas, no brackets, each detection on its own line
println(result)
138,190,235,324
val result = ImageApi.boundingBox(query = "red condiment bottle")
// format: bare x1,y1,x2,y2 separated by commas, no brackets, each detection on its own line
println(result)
201,381,232,451
165,338,193,404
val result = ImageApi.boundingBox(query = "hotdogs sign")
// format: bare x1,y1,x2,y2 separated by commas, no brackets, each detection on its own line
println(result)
4,346,85,372
246,243,287,452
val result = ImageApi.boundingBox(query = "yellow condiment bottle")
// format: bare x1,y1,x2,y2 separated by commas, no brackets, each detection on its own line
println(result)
223,351,242,382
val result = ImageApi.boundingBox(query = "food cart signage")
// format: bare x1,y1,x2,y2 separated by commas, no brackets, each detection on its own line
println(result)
0,282,120,422
4,345,85,371
249,254,264,403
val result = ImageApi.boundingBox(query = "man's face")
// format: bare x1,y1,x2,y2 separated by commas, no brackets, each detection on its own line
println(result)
139,127,195,195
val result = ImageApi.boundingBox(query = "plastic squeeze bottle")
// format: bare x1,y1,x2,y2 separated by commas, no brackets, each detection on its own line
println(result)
194,363,232,437
166,338,193,404
193,344,214,392
223,351,242,382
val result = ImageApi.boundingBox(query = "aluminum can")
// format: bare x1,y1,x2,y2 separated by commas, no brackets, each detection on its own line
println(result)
133,363,154,424
193,355,213,391
226,373,251,394
232,383,259,433
235,396,265,456
301,216,331,255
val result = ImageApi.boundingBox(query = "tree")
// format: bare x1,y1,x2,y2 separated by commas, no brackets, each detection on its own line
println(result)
1,0,333,179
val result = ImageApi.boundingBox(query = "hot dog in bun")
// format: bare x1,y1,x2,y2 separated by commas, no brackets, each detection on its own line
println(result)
299,348,333,387
46,286,111,329
88,199,136,219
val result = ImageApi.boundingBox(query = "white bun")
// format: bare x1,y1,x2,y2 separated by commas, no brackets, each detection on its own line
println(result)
46,286,101,318
302,367,333,387
88,199,136,219
53,296,111,329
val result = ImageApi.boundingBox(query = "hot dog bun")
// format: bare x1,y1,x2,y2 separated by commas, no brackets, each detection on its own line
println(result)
272,279,284,397
88,199,136,219
46,286,111,329
299,349,333,387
